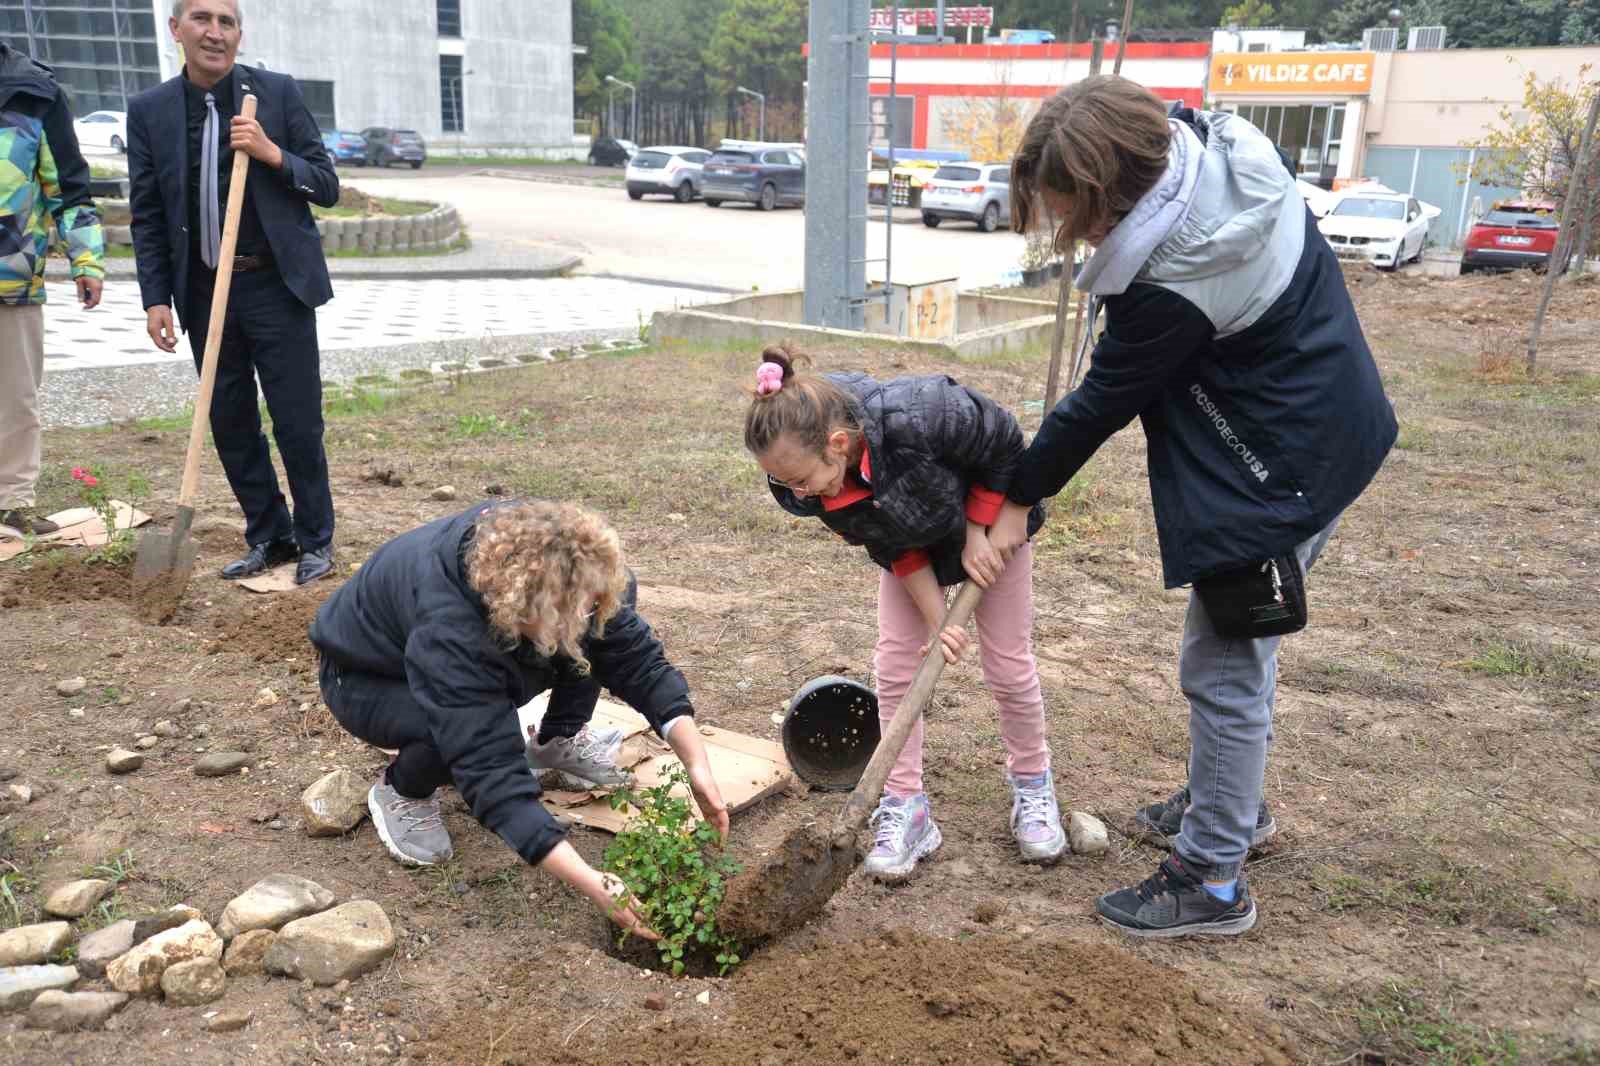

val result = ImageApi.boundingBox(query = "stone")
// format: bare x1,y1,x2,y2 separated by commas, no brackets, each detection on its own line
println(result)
9,783,33,804
194,752,252,777
207,1008,254,1032
0,923,73,967
265,900,396,985
254,688,278,708
55,677,86,697
76,921,135,977
429,485,457,501
644,994,666,1011
695,989,711,1005
106,748,144,774
131,911,189,945
153,719,182,738
106,919,223,995
25,989,127,1031
161,957,226,1006
43,879,113,919
166,904,207,924
219,874,336,939
1068,811,1109,856
301,770,370,837
135,736,160,750
222,929,276,976
0,964,78,1011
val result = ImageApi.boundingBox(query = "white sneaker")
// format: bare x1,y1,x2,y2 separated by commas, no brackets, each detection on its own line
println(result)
1010,769,1067,864
863,793,942,881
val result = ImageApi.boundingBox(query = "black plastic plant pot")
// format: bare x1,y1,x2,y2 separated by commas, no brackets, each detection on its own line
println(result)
782,675,881,792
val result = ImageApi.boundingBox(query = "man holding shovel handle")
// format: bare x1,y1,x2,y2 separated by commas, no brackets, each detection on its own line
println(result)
129,0,340,587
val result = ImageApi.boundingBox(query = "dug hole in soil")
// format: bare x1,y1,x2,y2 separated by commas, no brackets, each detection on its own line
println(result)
461,929,1297,1066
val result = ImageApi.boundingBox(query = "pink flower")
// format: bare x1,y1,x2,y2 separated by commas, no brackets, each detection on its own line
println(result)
82,475,99,487
71,467,86,480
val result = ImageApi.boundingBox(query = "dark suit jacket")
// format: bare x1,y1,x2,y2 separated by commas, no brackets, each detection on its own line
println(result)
127,64,339,328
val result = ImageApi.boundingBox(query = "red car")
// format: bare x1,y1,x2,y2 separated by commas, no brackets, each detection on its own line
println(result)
1460,201,1559,273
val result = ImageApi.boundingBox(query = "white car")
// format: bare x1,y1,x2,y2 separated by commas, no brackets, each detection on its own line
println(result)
920,162,1012,232
625,146,712,202
1318,190,1440,270
74,110,128,153
1296,179,1335,219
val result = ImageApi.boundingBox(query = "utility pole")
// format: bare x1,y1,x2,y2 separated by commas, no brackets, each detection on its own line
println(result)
1113,0,1135,75
736,86,766,141
606,74,637,142
803,0,869,330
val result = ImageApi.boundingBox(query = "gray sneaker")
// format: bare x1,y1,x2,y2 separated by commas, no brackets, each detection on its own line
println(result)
525,724,632,789
863,793,942,881
1009,769,1067,864
368,781,453,867
1134,786,1277,848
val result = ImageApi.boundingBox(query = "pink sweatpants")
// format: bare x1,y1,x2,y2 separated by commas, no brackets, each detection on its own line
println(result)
875,542,1050,797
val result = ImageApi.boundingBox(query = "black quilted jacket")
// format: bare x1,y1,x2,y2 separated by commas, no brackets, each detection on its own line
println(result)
770,372,1046,587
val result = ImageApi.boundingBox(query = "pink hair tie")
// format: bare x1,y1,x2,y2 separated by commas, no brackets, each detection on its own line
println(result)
755,361,785,396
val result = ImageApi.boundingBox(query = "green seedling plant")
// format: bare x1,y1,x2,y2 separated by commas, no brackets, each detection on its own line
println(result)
69,465,149,566
602,765,742,976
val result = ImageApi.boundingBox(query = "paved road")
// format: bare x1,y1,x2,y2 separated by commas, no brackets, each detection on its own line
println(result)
344,170,1028,293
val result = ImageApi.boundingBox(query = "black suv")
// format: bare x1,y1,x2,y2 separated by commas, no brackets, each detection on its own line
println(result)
588,137,635,167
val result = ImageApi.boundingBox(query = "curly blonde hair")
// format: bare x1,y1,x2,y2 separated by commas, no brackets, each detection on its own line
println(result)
465,501,627,673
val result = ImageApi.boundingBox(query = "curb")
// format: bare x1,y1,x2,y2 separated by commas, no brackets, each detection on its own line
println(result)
475,168,624,189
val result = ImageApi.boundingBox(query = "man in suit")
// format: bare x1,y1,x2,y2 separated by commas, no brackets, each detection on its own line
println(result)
128,0,339,584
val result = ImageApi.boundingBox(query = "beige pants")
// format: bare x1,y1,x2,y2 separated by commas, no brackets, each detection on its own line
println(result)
0,304,46,509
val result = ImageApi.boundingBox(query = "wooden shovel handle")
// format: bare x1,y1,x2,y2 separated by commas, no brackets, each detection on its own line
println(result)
834,580,985,838
177,93,258,511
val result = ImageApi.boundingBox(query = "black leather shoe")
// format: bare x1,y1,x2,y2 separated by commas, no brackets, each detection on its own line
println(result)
295,545,335,585
221,538,299,580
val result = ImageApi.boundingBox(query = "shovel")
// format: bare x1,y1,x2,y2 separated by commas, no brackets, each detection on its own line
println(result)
718,580,985,942
134,94,259,625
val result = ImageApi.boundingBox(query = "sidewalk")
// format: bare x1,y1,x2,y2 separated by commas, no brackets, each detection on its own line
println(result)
96,236,582,281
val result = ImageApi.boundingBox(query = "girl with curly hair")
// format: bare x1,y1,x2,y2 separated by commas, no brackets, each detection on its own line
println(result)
310,499,727,938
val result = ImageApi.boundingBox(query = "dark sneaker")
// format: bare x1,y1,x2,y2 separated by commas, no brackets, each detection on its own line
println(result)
368,780,453,867
1133,786,1277,848
221,537,299,580
863,793,942,881
1096,855,1257,938
526,724,632,789
0,507,60,536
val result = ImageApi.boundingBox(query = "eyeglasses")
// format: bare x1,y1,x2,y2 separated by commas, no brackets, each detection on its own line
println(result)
767,473,811,493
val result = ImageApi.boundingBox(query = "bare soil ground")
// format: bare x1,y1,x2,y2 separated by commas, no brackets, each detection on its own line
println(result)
2,265,1597,1065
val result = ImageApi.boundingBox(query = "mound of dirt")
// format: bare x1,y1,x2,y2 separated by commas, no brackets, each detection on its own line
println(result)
445,931,1297,1066
208,584,334,674
2,555,131,608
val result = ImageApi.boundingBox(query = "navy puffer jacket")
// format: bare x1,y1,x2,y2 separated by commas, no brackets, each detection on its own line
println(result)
770,372,1046,587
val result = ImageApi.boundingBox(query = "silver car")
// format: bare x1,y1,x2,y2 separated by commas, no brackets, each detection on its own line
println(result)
625,146,712,202
920,163,1011,232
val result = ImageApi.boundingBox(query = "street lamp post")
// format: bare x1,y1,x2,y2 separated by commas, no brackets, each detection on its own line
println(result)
449,69,474,160
735,85,766,142
605,75,637,143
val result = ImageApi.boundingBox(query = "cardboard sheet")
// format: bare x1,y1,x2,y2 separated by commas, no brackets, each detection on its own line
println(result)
518,693,793,834
0,500,151,562
236,563,301,593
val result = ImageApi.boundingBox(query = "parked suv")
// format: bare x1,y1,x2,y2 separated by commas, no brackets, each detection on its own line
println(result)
588,137,637,167
626,146,712,202
1460,201,1560,274
920,163,1011,232
701,146,806,210
361,128,427,169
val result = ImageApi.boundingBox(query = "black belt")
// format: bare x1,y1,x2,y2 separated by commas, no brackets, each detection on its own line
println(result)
231,254,273,272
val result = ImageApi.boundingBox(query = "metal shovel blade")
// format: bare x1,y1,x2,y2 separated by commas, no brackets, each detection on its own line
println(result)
132,523,196,625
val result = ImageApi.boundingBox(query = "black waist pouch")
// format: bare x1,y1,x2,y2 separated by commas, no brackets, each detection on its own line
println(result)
1192,554,1307,638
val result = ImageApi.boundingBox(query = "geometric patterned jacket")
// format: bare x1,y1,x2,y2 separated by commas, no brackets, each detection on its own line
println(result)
0,42,104,306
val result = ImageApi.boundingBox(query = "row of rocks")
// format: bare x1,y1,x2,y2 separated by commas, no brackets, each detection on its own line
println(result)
0,875,396,1031
101,748,255,777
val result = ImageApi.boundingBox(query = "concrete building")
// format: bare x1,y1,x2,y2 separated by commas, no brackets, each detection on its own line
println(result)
1206,28,1600,246
1,0,578,158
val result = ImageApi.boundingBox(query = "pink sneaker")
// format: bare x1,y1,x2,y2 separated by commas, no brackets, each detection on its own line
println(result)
864,793,942,881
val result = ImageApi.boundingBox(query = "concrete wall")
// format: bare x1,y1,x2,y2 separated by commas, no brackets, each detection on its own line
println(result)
1367,46,1600,149
154,0,574,153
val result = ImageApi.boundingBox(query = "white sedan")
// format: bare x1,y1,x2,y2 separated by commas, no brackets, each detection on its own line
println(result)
73,110,128,153
1318,190,1440,270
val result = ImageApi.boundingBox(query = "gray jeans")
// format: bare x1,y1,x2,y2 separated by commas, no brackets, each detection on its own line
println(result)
1175,517,1340,879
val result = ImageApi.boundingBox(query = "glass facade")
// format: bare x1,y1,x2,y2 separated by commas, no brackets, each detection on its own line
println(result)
435,0,459,38
0,0,161,113
439,53,461,132
1225,102,1348,188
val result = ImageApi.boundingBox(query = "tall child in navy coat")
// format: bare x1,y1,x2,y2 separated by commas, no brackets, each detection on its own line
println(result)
991,76,1396,937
